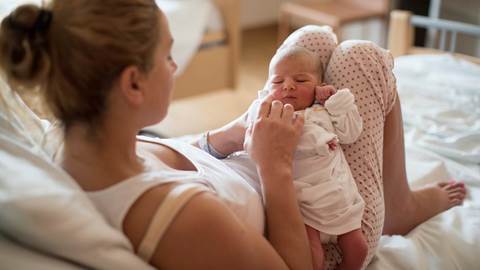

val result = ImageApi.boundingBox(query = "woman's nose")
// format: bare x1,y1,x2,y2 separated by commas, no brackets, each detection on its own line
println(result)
171,60,178,71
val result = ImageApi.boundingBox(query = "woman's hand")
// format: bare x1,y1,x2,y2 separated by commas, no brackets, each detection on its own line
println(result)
244,95,304,173
190,94,312,270
243,95,312,270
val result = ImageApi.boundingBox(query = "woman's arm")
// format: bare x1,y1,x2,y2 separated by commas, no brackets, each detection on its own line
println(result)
154,192,293,269
126,98,312,269
124,185,311,270
244,99,312,270
191,108,248,157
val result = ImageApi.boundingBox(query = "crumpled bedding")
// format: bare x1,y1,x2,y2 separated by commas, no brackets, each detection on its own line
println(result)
368,54,480,270
393,54,480,163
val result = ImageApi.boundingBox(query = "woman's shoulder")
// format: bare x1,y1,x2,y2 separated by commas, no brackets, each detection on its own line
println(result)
123,183,278,269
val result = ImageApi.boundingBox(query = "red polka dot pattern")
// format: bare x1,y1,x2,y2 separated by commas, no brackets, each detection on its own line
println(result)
322,40,397,269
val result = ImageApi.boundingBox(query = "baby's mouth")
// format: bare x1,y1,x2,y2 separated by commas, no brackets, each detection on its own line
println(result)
282,97,297,106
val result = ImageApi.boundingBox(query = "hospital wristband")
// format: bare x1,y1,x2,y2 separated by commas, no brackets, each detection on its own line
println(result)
199,131,229,159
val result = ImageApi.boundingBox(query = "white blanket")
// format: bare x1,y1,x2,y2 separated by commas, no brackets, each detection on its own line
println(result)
368,54,480,269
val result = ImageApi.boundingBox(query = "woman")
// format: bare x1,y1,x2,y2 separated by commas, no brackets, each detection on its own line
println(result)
0,0,465,269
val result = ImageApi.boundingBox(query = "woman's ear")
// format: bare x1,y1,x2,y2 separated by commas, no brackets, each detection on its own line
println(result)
118,65,146,107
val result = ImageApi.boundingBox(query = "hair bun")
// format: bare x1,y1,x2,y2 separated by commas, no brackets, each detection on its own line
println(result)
5,8,52,44
0,5,52,88
32,9,53,34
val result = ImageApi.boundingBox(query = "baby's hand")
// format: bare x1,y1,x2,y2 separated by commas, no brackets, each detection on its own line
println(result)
327,138,337,151
315,84,337,105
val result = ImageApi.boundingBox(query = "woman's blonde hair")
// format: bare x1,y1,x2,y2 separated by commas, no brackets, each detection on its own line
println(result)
0,0,161,129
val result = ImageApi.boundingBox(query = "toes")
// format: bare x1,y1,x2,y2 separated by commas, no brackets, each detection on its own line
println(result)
448,186,467,205
448,191,464,206
449,186,466,193
442,181,465,191
448,191,465,200
438,180,461,187
437,182,449,188
451,198,463,206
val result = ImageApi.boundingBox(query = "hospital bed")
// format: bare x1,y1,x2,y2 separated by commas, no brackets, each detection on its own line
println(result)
367,10,480,270
1,5,479,270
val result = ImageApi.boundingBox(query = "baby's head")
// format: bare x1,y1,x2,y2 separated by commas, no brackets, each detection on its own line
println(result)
266,46,322,111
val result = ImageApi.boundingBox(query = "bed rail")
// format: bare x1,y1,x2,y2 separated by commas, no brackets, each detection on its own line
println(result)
388,10,480,64
411,14,480,52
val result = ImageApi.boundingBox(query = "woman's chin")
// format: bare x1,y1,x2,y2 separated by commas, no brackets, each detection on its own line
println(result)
144,111,167,128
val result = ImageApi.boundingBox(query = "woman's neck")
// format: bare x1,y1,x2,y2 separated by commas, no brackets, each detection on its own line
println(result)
62,122,144,191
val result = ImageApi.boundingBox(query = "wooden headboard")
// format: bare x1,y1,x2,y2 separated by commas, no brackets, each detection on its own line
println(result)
171,0,241,100
213,0,241,87
388,10,480,65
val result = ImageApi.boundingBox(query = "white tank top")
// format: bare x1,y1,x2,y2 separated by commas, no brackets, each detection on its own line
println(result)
87,136,265,236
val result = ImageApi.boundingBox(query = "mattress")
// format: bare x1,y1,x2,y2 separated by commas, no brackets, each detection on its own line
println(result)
368,54,480,269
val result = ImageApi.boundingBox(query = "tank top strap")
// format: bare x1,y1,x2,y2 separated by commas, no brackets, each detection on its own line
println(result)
136,183,209,262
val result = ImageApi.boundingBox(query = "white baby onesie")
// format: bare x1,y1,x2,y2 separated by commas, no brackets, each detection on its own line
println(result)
224,88,365,242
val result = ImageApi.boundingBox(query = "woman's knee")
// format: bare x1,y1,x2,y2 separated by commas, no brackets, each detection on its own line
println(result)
337,40,391,63
325,39,397,117
279,25,338,72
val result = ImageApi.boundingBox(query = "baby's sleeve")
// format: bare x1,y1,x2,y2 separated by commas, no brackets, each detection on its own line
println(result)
324,88,363,144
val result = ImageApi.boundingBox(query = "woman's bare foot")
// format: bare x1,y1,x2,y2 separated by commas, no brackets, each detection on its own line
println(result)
383,100,467,236
412,181,466,214
385,180,466,235
412,180,466,215
436,181,466,205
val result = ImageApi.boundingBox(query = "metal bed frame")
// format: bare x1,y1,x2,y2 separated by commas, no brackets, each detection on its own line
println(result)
388,9,480,64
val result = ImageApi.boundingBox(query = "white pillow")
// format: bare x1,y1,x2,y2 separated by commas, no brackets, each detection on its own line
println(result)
0,80,153,268
0,234,83,270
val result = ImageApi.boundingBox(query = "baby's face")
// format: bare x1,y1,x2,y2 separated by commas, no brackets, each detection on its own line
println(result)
267,54,319,111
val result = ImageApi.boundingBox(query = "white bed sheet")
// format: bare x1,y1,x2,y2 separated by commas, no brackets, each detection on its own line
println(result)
368,54,480,269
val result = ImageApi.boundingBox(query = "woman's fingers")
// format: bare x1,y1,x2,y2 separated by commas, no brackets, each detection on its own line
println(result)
256,93,300,125
269,100,284,119
282,103,294,123
293,113,305,130
257,95,274,119
257,94,287,120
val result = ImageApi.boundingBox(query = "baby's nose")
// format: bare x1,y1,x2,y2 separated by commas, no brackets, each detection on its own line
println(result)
283,79,296,91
